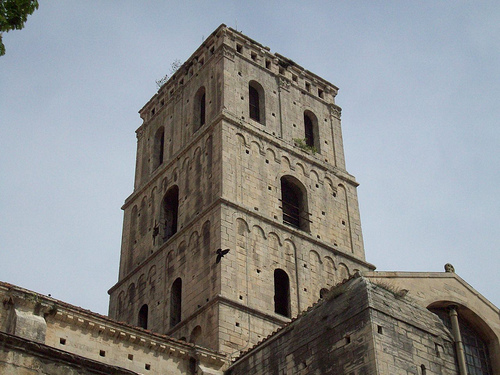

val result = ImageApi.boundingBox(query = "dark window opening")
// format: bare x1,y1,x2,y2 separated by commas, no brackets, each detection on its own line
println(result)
304,111,320,152
194,87,206,132
249,85,260,122
281,176,309,231
153,127,165,170
274,269,290,317
138,304,148,329
161,186,179,243
304,114,314,147
170,278,182,327
200,93,206,127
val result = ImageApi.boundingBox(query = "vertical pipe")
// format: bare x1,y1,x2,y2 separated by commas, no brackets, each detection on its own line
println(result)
449,306,468,375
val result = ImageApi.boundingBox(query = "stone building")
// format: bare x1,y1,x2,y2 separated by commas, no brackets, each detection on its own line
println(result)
1,24,499,374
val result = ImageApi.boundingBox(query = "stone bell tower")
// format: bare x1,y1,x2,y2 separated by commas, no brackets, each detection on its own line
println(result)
108,24,375,355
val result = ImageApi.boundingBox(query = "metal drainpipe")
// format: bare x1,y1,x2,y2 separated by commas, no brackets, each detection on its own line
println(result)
449,305,468,375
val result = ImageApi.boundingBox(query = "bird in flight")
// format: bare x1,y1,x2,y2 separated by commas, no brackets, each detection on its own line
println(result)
216,248,230,264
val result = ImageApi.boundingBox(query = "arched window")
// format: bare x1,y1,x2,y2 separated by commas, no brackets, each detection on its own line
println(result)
280,176,310,231
189,325,202,344
304,111,319,152
430,306,494,375
249,81,265,124
161,186,179,243
194,86,206,132
153,127,165,170
274,269,290,317
138,304,148,329
170,278,182,327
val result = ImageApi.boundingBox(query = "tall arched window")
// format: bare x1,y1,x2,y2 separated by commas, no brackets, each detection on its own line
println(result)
304,111,320,152
153,127,165,170
138,304,148,329
249,81,265,124
430,306,494,375
170,278,182,327
161,186,179,243
194,86,206,132
274,269,290,318
280,176,310,231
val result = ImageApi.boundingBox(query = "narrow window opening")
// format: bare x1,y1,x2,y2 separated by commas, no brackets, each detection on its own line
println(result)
194,86,206,132
145,364,151,370
151,108,155,116
153,127,165,170
128,354,134,361
377,325,383,334
138,304,148,329
304,113,314,148
251,51,257,61
200,93,206,127
161,186,179,243
249,85,260,122
318,88,324,98
265,59,271,69
99,350,106,357
292,74,298,82
420,365,426,375
274,269,290,318
305,82,311,92
59,338,66,345
345,336,351,344
236,44,242,53
281,176,309,231
170,278,182,327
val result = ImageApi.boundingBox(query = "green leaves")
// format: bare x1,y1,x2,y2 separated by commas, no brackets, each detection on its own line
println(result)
0,0,39,56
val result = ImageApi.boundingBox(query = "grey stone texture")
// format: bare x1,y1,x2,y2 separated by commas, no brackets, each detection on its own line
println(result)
108,23,373,355
228,276,458,375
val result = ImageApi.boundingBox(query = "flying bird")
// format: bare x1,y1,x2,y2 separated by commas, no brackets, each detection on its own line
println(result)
216,248,230,264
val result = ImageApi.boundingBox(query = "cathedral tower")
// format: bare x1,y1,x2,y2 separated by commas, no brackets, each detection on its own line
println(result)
108,25,375,354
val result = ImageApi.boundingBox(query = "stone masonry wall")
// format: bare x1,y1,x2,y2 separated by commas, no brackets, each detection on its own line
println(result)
227,276,458,375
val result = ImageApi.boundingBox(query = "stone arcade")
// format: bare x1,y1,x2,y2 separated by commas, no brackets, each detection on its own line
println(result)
1,25,498,374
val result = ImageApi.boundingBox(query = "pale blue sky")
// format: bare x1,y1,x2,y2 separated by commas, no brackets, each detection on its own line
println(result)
1,1,499,314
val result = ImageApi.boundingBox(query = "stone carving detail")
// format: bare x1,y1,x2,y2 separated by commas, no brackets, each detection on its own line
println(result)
330,104,342,119
221,45,235,60
444,263,455,273
278,77,290,90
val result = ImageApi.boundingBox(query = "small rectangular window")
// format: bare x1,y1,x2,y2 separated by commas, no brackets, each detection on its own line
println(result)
99,350,106,357
145,364,151,370
236,44,243,54
265,59,271,69
279,67,285,75
292,74,298,83
318,88,324,98
151,108,155,116
128,354,134,360
209,45,214,55
59,338,66,345
305,82,311,92
251,51,257,61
